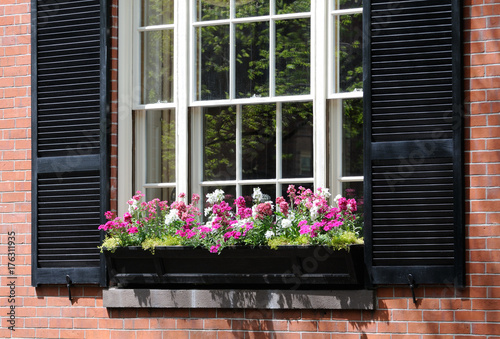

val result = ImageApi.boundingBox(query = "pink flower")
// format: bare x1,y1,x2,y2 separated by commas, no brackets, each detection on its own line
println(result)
210,244,221,253
337,197,348,211
255,202,273,220
104,211,114,220
347,198,357,212
123,212,132,224
127,227,138,234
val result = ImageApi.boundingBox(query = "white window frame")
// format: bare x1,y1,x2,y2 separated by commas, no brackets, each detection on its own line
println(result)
118,0,363,215
327,3,364,195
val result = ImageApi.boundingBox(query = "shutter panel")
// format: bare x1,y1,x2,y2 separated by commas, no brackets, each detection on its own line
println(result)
363,0,464,287
31,0,109,286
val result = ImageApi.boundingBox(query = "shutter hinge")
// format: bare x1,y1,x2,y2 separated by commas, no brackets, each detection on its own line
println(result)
66,275,73,301
407,274,417,305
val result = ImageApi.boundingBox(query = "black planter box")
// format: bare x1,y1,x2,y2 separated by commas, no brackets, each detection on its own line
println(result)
104,245,365,290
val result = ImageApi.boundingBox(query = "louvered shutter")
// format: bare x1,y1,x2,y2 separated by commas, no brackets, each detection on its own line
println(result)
31,0,109,286
363,0,464,287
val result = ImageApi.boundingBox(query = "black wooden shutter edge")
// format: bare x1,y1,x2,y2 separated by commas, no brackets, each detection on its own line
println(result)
363,0,464,288
31,0,110,287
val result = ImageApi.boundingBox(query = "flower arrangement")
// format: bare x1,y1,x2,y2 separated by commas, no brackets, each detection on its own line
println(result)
99,185,363,254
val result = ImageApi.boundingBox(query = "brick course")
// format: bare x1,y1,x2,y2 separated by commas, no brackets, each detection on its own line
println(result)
0,0,498,337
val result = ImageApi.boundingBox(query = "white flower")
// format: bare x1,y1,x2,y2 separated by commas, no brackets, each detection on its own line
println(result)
281,218,292,229
334,194,342,204
165,209,180,225
128,199,138,213
252,187,263,203
310,202,320,220
206,189,225,205
318,188,331,199
265,230,274,239
204,207,212,217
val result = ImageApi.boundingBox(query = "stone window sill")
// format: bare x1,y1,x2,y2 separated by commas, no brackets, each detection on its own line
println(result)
103,288,375,309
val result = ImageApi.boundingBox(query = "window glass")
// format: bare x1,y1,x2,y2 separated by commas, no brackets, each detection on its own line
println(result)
276,0,310,15
142,0,174,25
242,184,276,203
342,99,363,177
202,185,236,205
242,104,276,180
196,25,230,100
141,30,174,104
236,22,270,98
236,0,270,18
197,0,230,21
145,110,176,182
335,0,362,10
282,102,313,178
334,13,363,93
275,18,310,96
203,106,237,181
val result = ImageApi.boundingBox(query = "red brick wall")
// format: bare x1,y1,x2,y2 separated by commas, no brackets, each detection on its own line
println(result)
0,0,499,338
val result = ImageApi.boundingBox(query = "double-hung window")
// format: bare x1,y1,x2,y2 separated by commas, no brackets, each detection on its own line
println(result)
120,0,364,210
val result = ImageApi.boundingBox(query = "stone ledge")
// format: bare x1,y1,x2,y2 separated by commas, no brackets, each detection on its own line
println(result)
103,289,375,309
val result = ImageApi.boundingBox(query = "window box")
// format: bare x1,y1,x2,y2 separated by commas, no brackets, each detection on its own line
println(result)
104,244,365,289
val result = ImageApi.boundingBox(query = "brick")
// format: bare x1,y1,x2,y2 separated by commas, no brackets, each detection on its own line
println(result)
86,330,112,339
261,320,288,332
378,321,407,333
423,311,453,322
218,331,246,339
204,319,232,330
123,319,149,329
487,311,500,322
472,298,500,310
471,200,500,212
302,334,331,339
288,320,317,332
176,319,204,330
473,323,500,335
347,321,377,333
440,322,471,334
488,89,500,101
110,331,136,339
455,310,486,322
318,321,347,332
471,78,498,89
149,318,176,329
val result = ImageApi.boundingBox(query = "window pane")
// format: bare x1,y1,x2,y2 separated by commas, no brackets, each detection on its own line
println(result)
242,104,276,180
196,25,230,101
276,0,310,14
236,0,269,18
145,110,176,183
280,182,313,199
146,187,176,203
236,22,270,98
342,99,363,177
141,30,174,104
196,0,229,21
282,102,313,178
142,0,174,26
242,184,275,204
203,106,237,181
342,181,363,213
335,0,362,10
203,186,236,205
334,13,363,93
275,19,310,96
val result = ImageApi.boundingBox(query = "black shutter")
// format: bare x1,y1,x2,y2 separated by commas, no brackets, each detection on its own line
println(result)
363,0,464,287
31,0,110,286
